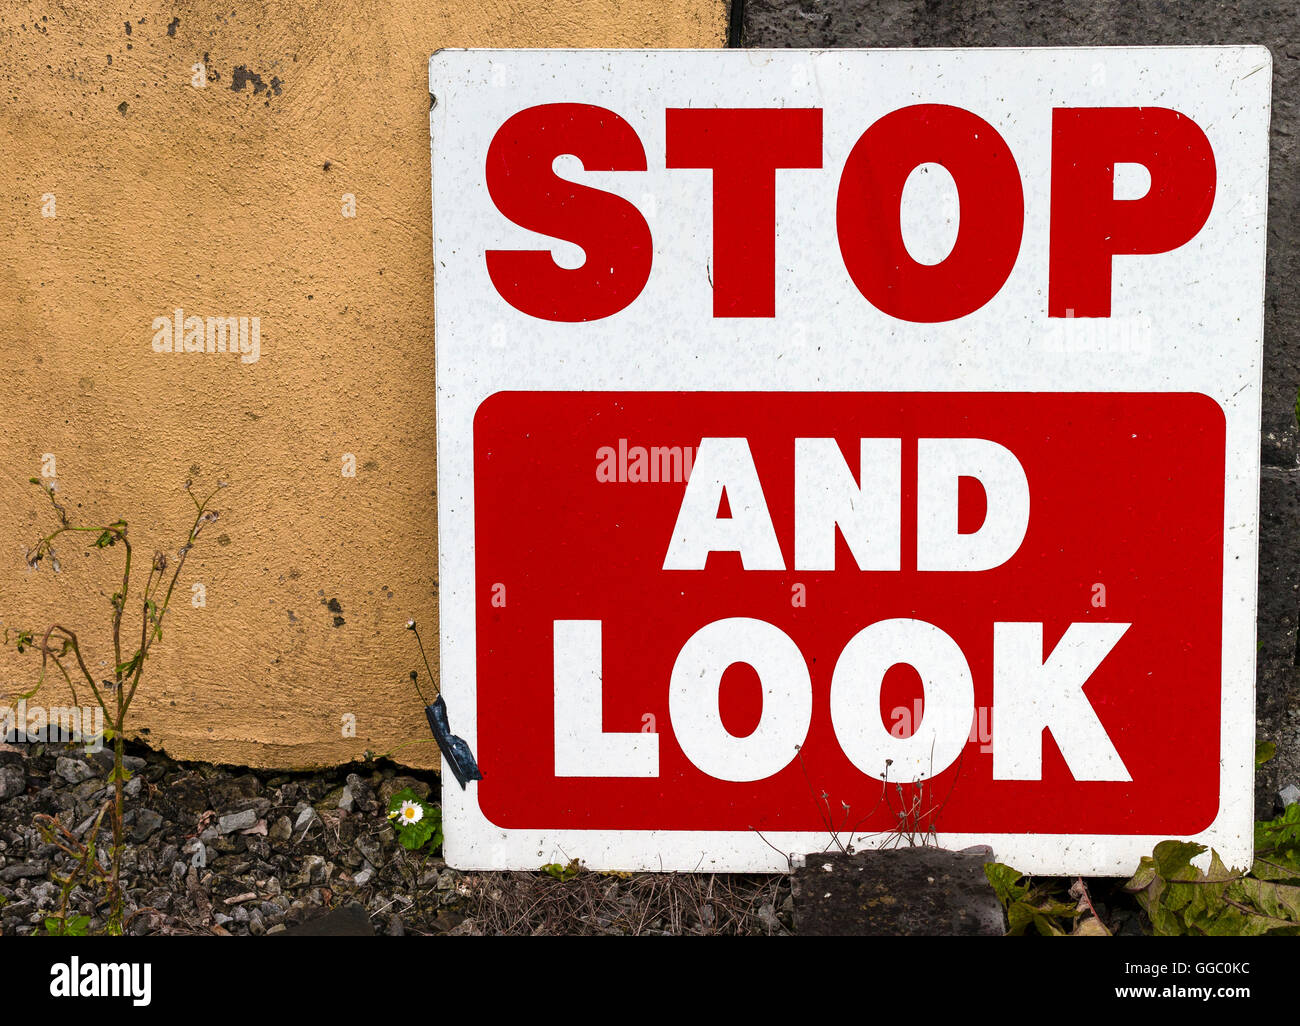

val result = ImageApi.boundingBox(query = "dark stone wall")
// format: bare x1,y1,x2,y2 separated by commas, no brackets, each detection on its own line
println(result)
741,0,1300,816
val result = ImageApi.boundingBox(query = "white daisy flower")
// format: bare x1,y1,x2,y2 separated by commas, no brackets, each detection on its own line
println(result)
397,800,424,825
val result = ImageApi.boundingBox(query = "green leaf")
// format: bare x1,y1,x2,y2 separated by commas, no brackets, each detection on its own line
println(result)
386,787,422,817
984,862,1029,906
1124,854,1160,894
397,818,434,851
41,914,90,937
1238,877,1300,922
540,859,583,882
1146,897,1186,936
1202,849,1244,883
1153,839,1207,881
1005,900,1038,936
1257,740,1277,768
1257,804,1300,853
1024,902,1075,937
1126,839,1285,936
1034,898,1082,920
1190,903,1263,936
1072,916,1111,937
1250,852,1300,882
387,788,442,854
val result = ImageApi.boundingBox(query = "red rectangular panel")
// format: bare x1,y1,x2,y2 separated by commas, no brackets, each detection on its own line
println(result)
473,392,1225,836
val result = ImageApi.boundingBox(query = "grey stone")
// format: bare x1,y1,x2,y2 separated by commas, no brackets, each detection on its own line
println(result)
291,809,316,846
30,881,58,907
87,749,116,773
217,809,258,835
791,848,1004,936
55,757,95,785
1279,782,1300,808
209,774,260,808
355,834,384,868
378,775,430,807
268,815,293,845
340,847,363,870
74,778,107,801
131,809,164,843
0,762,26,802
287,854,327,889
0,861,48,883
338,785,355,813
344,772,370,803
281,902,375,936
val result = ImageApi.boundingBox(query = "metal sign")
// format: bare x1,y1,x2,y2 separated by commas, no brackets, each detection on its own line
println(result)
429,48,1270,874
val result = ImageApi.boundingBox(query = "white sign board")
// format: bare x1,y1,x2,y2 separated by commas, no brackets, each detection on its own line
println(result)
429,47,1271,875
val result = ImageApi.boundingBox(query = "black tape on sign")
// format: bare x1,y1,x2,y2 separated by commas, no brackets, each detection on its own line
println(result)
426,696,483,790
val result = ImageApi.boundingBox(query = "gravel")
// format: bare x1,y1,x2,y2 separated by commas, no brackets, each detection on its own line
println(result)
0,740,452,936
0,740,792,936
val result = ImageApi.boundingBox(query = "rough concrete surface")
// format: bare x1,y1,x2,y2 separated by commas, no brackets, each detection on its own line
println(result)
792,848,1004,936
0,1,726,769
744,0,1300,818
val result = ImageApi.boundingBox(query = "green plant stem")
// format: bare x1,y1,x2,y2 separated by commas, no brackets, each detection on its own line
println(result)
12,478,224,936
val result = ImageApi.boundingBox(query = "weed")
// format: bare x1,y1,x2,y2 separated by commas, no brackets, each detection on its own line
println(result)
6,477,224,933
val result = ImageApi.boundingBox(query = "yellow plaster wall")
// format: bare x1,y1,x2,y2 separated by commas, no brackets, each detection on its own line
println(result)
0,0,727,767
